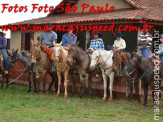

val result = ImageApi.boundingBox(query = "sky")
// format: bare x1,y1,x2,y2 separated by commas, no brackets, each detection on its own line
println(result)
0,0,62,38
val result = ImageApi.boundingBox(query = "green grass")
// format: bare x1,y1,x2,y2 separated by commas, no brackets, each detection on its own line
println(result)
0,85,162,122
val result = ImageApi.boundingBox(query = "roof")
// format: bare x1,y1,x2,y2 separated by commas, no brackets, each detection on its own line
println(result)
6,0,163,25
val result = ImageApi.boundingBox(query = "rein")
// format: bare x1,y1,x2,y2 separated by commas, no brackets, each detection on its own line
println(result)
9,53,31,84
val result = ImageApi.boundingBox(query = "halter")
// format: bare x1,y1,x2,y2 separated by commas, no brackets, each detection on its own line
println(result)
91,51,112,71
31,46,40,61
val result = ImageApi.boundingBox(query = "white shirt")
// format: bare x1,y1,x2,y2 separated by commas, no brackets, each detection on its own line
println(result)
113,38,126,50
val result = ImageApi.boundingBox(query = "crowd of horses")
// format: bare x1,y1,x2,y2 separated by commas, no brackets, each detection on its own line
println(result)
0,40,163,108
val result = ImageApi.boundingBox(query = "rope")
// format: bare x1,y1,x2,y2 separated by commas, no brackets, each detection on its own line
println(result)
8,69,25,84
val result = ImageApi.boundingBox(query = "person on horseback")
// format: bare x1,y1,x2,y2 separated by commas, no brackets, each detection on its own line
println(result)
87,31,104,77
112,31,126,50
0,29,8,75
157,34,163,62
87,31,104,53
40,23,57,72
138,25,152,58
62,27,77,50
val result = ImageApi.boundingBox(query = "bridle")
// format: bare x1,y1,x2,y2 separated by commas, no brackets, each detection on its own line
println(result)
31,46,40,61
125,59,145,83
92,51,112,70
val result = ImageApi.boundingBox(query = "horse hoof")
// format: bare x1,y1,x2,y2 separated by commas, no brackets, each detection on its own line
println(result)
108,98,112,103
27,90,31,93
137,102,141,105
56,94,59,98
142,105,146,108
64,95,67,98
102,97,107,101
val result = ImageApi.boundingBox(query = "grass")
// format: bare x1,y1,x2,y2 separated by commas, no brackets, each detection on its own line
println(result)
0,85,162,122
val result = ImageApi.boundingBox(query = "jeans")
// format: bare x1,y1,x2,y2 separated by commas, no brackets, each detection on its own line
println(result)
160,51,163,62
140,48,150,58
0,48,9,71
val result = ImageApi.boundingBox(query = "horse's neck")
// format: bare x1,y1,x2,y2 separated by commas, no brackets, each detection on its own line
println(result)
60,47,68,63
100,51,113,68
76,49,90,69
17,53,30,66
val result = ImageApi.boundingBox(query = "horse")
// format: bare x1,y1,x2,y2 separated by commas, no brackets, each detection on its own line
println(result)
112,50,141,102
66,42,92,99
30,41,58,94
90,50,114,102
10,49,37,92
123,53,160,107
53,42,71,98
0,52,9,88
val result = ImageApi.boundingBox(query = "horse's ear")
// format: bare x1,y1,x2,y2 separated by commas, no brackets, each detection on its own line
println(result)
53,41,56,45
59,41,62,46
70,40,73,45
30,39,34,46
15,49,18,53
75,41,80,46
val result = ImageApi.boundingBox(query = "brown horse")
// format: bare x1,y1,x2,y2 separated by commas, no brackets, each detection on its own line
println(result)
0,52,9,88
30,41,58,94
53,42,71,98
66,42,92,99
112,50,141,103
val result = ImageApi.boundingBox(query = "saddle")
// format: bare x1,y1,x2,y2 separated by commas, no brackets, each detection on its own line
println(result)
42,46,53,61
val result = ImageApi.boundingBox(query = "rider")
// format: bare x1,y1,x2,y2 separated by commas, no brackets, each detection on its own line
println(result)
112,31,126,50
0,29,8,75
40,23,57,72
87,31,104,77
62,27,77,50
138,25,152,58
87,31,104,53
157,34,163,62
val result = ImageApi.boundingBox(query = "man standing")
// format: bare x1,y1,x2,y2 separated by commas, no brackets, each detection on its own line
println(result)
138,26,152,58
62,28,77,50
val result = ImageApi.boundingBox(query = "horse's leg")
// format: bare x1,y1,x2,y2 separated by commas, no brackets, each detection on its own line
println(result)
43,72,47,94
101,69,107,101
27,71,31,93
88,73,92,99
48,73,54,91
135,81,140,104
56,71,61,97
128,81,133,101
63,71,68,98
125,77,129,97
79,75,84,98
109,72,114,102
143,83,148,107
6,74,9,88
32,73,37,93
1,76,4,88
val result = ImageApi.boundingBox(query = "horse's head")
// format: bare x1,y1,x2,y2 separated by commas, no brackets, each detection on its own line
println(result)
122,53,135,77
10,49,19,68
90,50,101,70
112,50,123,72
66,41,80,66
53,41,63,62
30,40,40,65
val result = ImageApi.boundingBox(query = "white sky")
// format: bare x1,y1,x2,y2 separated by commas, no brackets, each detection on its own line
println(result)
0,0,62,38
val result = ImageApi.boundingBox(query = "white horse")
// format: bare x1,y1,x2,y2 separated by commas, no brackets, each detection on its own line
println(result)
90,50,115,102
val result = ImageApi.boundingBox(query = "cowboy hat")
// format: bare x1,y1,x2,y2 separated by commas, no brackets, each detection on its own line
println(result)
160,34,163,38
93,31,102,37
114,31,122,38
0,29,6,36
